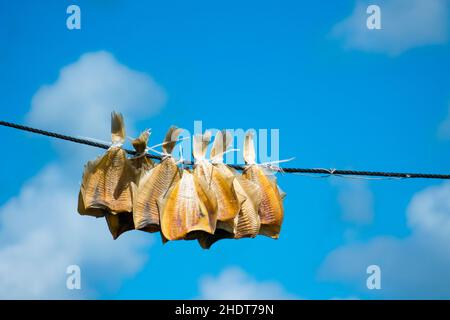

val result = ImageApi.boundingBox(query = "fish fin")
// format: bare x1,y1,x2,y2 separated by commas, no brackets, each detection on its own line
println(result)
111,111,126,144
162,126,183,154
278,185,287,200
210,130,232,160
193,131,212,160
243,130,256,164
132,130,150,153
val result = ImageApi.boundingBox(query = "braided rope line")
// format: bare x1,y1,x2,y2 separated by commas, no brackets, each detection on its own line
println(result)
2,120,450,180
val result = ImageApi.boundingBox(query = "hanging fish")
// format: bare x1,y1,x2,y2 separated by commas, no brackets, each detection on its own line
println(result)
129,129,154,181
105,130,155,240
231,174,262,239
132,126,183,233
196,130,249,249
242,131,285,239
105,211,135,240
78,112,135,217
193,131,240,229
160,169,217,241
199,168,262,248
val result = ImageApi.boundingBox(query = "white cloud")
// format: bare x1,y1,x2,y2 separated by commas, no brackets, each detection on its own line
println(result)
332,0,449,55
0,165,151,299
332,178,374,225
198,267,297,300
0,51,164,298
319,181,450,299
26,51,165,141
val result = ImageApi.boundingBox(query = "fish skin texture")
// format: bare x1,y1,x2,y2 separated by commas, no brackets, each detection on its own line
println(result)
131,126,183,233
194,162,240,229
132,157,180,233
242,130,285,239
79,147,134,214
160,170,217,241
242,165,284,239
197,165,262,249
78,112,137,239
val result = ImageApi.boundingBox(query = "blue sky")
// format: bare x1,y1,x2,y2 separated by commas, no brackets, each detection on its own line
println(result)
0,0,449,299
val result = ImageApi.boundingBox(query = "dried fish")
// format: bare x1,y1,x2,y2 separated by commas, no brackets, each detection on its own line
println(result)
195,131,246,248
129,130,154,182
160,169,217,241
132,126,182,233
105,211,135,240
194,131,240,227
76,115,287,247
232,174,262,238
242,131,285,239
78,112,135,216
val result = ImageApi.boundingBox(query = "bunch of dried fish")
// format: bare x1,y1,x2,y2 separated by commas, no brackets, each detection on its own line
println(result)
78,112,136,239
105,130,155,239
77,112,286,249
242,131,286,239
196,131,261,249
132,126,182,233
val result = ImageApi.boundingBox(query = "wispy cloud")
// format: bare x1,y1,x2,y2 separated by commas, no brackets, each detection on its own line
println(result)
332,0,449,55
26,51,165,142
0,51,164,298
319,181,450,299
0,165,151,299
198,267,297,300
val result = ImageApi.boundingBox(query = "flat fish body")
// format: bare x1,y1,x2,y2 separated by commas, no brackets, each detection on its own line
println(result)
79,147,134,214
77,189,105,218
194,162,240,232
160,170,217,241
198,166,261,249
77,112,136,240
232,175,262,239
132,158,180,232
242,165,284,238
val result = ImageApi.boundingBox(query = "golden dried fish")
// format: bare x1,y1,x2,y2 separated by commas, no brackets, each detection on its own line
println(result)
77,188,105,218
102,130,156,239
232,175,262,238
105,211,135,240
132,126,182,233
160,169,217,241
193,132,240,229
78,112,135,216
129,130,154,182
242,131,285,239
195,131,245,249
198,168,262,249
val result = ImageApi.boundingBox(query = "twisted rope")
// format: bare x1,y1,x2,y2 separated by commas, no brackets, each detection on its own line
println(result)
2,120,450,180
